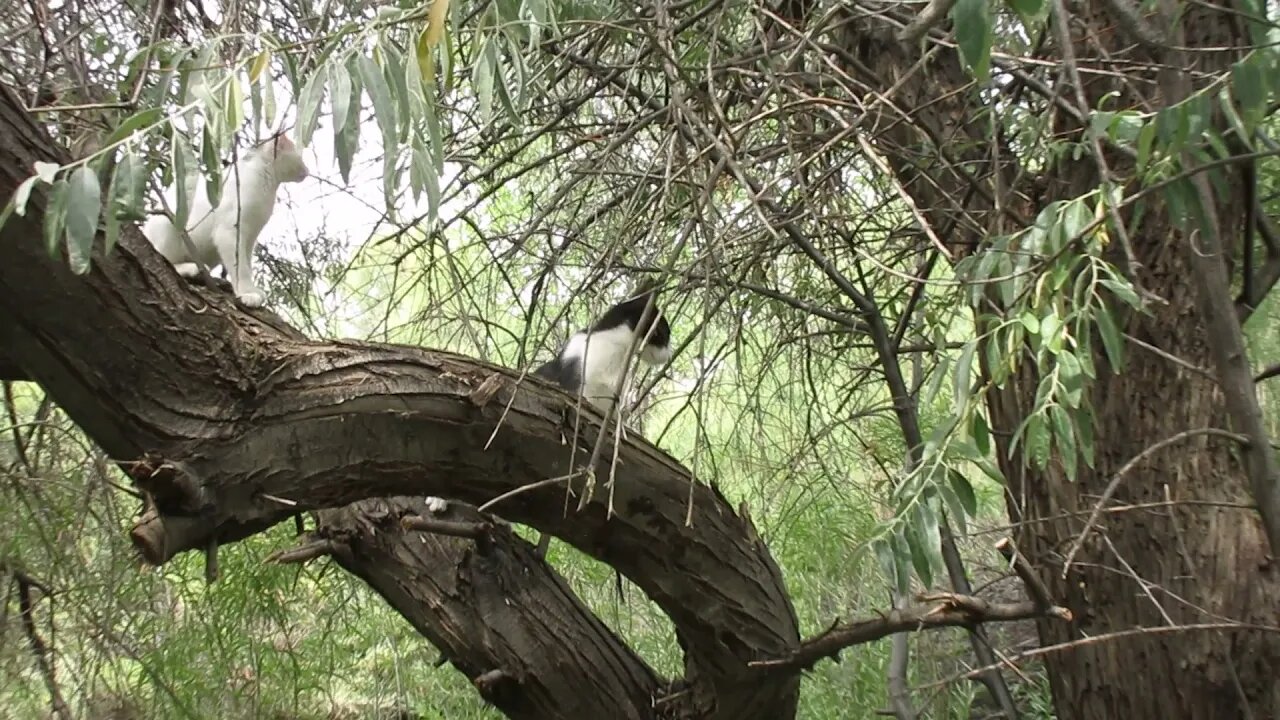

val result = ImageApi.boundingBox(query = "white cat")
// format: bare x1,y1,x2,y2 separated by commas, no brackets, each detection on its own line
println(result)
142,134,309,308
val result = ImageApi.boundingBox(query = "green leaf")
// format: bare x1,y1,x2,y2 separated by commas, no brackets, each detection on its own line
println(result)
472,37,496,123
1094,304,1125,372
1136,121,1157,173
381,44,413,144
976,457,1006,485
102,108,165,150
952,0,993,81
424,90,445,175
872,538,899,591
903,517,933,589
1024,411,1051,469
1050,404,1077,481
970,411,990,456
1018,311,1040,334
224,77,244,140
172,130,193,230
1005,0,1044,19
1099,277,1141,310
915,501,944,581
64,166,101,275
357,54,400,208
921,355,950,409
358,54,397,147
34,162,60,185
43,179,69,259
330,61,353,137
334,75,361,185
954,339,977,408
296,65,328,147
939,480,968,535
891,530,914,597
948,470,979,516
263,61,278,128
11,176,38,217
1231,57,1266,127
1075,405,1096,468
200,125,222,208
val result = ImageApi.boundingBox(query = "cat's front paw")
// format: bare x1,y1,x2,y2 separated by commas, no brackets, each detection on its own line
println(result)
424,496,449,514
236,289,267,308
173,262,201,278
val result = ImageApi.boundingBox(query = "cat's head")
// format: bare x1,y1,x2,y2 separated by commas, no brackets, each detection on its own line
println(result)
615,284,672,364
258,134,309,183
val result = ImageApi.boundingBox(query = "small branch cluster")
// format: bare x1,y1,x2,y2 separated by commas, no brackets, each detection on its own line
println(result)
751,538,1070,674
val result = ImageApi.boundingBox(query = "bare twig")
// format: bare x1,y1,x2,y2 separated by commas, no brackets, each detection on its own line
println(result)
1062,428,1250,577
749,591,1070,673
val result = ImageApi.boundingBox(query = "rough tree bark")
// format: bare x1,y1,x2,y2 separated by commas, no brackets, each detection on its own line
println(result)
831,2,1280,718
0,83,801,719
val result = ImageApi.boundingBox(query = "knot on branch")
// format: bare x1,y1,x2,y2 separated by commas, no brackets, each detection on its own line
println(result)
123,453,209,515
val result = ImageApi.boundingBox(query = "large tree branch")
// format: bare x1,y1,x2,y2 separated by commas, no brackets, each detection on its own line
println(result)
0,83,800,719
271,497,666,720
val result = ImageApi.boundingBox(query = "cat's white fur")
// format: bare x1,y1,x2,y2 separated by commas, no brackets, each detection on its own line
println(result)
142,135,309,308
562,324,672,414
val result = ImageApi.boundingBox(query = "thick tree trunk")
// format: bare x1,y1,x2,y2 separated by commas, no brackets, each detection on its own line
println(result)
830,2,1280,718
0,83,801,719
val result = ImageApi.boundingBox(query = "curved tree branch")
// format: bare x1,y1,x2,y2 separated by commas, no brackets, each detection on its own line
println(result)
0,82,800,719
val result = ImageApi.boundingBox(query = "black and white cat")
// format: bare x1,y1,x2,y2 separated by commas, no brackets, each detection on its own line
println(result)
142,134,310,308
527,286,673,561
532,287,673,414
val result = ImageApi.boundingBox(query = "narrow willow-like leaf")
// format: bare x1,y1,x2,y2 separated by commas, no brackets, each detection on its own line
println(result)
888,529,913,596
201,125,222,208
334,71,361,185
249,50,271,83
64,166,101,275
922,355,950,408
264,54,280,126
103,108,165,150
172,130,193,231
357,54,397,150
381,44,413,144
409,135,428,202
1075,405,1097,468
426,0,451,47
952,0,992,81
472,37,495,123
948,470,979,516
1049,405,1078,481
424,89,445,175
11,176,38,217
224,76,244,141
938,480,968,536
904,508,934,589
358,53,400,209
34,162,59,185
296,65,328,146
330,61,353,137
953,339,977,408
43,179,69,259
871,538,899,592
1094,303,1125,372
970,411,990,456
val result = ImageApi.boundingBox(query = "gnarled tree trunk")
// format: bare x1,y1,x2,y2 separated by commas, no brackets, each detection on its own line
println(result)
833,2,1280,718
0,82,801,720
